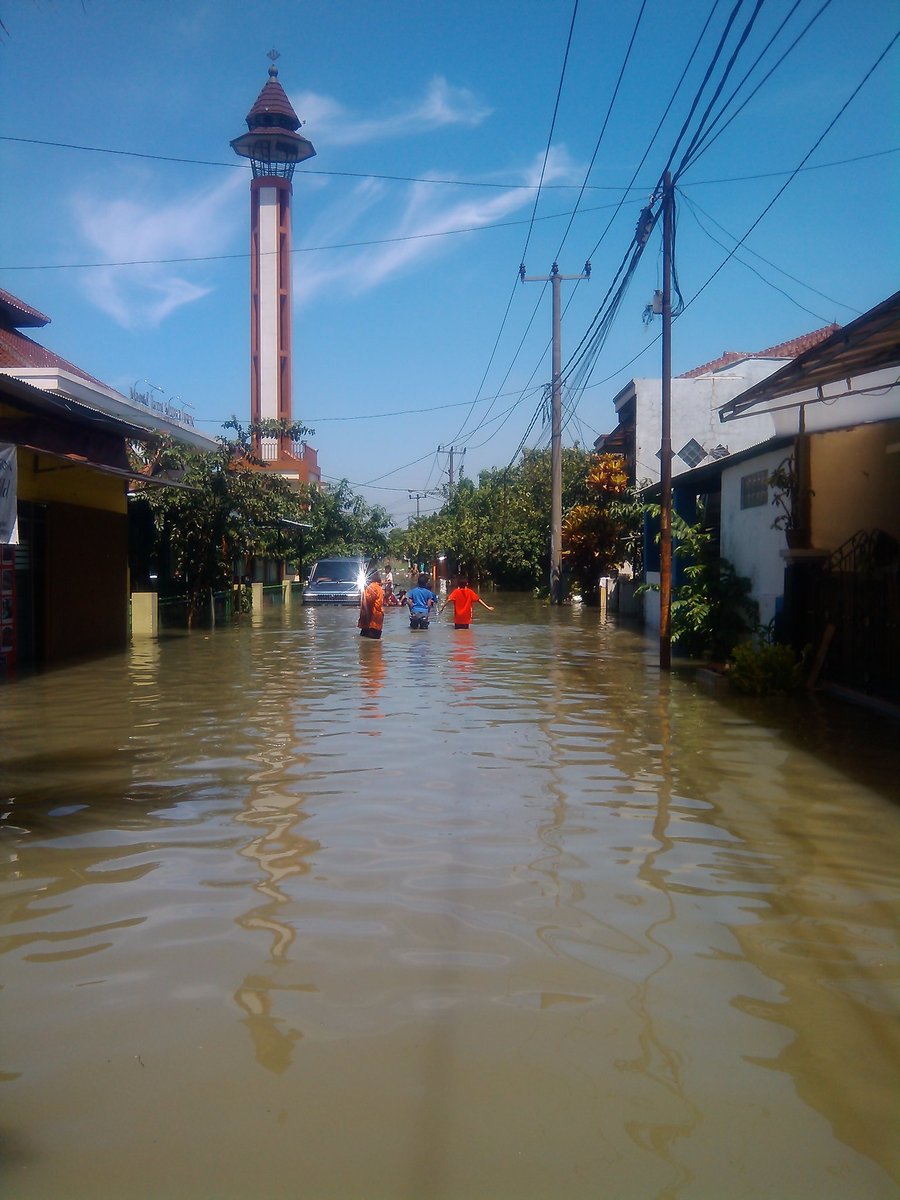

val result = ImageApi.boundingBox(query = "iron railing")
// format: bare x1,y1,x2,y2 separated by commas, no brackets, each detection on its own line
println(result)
813,529,899,699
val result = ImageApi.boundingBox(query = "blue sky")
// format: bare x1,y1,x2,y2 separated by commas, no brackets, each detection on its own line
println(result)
1,0,897,523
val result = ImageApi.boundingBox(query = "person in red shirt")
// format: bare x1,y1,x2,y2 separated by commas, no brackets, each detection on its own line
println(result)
440,579,494,629
358,570,385,639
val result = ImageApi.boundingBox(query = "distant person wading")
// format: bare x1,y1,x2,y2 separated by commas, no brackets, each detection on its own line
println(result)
405,574,439,630
440,579,494,629
358,570,384,639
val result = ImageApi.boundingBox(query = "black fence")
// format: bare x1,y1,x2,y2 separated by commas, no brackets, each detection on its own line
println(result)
813,529,899,700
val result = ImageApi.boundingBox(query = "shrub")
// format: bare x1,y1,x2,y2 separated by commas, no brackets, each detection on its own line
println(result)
728,639,807,696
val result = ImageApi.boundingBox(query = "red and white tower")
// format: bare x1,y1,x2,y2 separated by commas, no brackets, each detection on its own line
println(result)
231,54,317,476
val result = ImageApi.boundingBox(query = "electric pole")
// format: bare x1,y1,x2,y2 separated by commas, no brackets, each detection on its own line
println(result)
520,260,590,603
408,491,428,520
438,445,465,495
659,173,674,671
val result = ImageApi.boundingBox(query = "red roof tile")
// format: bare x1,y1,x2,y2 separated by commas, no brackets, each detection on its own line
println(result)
245,69,301,130
678,324,840,378
0,287,51,329
0,325,109,389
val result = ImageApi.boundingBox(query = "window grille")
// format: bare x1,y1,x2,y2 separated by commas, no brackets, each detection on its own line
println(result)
741,469,768,509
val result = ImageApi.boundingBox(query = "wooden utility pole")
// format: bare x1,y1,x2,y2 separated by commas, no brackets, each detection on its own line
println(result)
659,173,674,670
520,260,590,603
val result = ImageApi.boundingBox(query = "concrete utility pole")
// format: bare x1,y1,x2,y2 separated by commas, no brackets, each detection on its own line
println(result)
659,173,674,671
438,445,465,495
520,261,590,603
408,491,428,520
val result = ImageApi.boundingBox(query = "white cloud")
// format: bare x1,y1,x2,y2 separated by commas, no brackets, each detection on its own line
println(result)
295,146,584,304
295,76,491,147
69,172,245,330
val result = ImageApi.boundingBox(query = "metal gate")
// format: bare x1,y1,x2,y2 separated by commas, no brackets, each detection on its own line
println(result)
814,529,900,700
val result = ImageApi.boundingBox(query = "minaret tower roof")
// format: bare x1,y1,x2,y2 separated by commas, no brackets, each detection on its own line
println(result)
230,53,316,179
245,66,303,130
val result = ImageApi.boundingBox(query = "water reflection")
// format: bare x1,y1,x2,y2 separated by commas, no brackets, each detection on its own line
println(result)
358,638,386,720
0,598,898,1198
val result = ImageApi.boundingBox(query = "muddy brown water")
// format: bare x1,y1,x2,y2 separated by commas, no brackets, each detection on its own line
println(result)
1,594,898,1199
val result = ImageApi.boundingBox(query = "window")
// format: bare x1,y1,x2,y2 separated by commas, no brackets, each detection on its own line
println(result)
740,469,768,509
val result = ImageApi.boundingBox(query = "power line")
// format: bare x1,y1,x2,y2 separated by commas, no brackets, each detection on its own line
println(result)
548,16,898,440
520,0,581,265
506,0,727,460
659,0,752,182
551,0,649,261
671,0,768,181
680,0,835,172
683,25,900,315
2,147,897,273
0,132,643,192
453,0,653,459
0,196,627,272
671,145,899,186
542,0,747,399
444,0,581,449
318,472,413,494
554,23,898,446
1,130,893,196
678,189,858,319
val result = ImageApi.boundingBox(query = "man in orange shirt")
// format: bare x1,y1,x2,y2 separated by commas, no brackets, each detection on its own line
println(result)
358,569,385,639
440,578,494,629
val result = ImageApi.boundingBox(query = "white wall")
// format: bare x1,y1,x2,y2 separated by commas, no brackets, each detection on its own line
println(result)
257,187,280,424
771,368,900,437
718,414,900,629
721,448,790,629
630,359,788,484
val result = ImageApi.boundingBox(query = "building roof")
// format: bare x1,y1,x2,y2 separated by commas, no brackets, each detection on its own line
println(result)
678,324,839,378
0,287,51,330
0,287,218,451
244,65,301,130
0,324,108,388
719,291,900,422
0,374,202,487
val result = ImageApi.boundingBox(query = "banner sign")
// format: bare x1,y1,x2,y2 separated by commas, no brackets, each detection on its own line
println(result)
0,444,17,546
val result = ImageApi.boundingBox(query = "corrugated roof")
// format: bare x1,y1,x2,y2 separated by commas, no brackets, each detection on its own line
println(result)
719,291,900,421
679,324,839,378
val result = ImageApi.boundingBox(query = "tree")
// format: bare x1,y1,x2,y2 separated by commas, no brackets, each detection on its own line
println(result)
297,478,392,564
562,452,631,600
395,447,638,596
131,420,316,623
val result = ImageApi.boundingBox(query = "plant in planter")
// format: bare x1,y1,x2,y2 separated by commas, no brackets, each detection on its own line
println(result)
768,455,812,548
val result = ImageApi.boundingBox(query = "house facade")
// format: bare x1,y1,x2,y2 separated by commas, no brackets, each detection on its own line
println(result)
643,292,900,701
595,326,839,485
0,289,217,674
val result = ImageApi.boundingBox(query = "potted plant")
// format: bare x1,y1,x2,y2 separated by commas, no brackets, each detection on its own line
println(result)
768,455,811,548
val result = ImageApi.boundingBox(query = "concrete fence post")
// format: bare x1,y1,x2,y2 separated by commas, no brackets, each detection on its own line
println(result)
131,592,159,638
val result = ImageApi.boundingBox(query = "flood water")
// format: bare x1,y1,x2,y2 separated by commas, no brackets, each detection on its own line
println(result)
1,592,898,1199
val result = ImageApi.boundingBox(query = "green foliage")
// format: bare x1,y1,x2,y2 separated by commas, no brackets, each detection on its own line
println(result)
129,419,391,622
131,431,307,621
298,478,391,564
641,510,758,659
606,483,648,577
728,638,807,696
395,447,635,594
